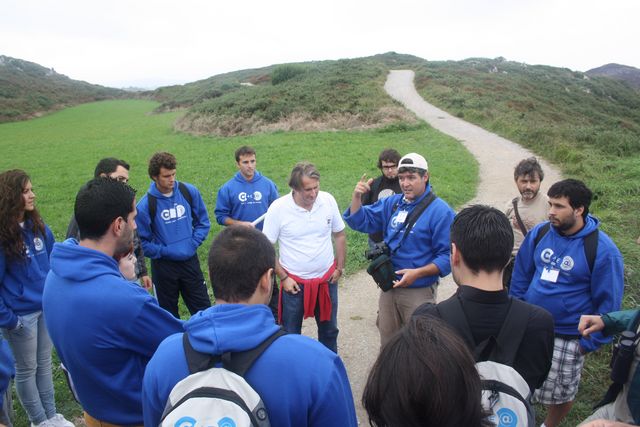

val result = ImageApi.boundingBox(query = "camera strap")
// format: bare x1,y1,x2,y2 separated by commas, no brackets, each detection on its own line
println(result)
387,191,436,255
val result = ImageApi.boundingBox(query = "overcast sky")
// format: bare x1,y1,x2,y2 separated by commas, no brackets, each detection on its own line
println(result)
2,0,638,89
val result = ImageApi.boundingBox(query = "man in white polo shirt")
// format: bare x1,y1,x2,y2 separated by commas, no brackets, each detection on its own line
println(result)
263,162,347,353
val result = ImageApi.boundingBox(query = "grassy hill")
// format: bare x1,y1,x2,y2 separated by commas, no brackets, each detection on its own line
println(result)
151,52,426,135
0,55,125,123
587,63,640,89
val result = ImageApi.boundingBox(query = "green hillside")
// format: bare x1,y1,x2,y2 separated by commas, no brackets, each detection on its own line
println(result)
151,52,425,135
0,55,125,123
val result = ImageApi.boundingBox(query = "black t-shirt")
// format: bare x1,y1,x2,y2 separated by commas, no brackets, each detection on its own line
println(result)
361,175,402,243
413,285,555,392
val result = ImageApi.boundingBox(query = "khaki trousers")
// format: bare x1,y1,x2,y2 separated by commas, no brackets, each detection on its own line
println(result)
377,284,437,348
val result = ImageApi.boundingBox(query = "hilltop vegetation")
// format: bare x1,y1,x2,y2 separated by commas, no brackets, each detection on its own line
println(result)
587,63,640,89
0,55,125,122
152,52,425,135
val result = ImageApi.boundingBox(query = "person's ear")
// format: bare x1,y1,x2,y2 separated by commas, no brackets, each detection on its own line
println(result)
450,243,460,265
258,268,274,296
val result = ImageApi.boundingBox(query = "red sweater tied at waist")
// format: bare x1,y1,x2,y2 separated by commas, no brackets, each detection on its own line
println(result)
278,262,336,324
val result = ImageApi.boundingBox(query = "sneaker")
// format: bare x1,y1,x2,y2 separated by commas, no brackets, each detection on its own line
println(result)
48,414,75,427
31,419,55,427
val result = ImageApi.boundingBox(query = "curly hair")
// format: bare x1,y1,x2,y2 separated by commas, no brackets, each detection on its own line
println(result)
0,170,45,260
148,152,177,179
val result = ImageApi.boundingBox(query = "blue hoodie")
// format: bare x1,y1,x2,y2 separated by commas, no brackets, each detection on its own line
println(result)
136,180,210,261
0,221,54,329
343,185,454,288
510,216,624,353
142,304,357,427
214,171,278,231
43,240,184,425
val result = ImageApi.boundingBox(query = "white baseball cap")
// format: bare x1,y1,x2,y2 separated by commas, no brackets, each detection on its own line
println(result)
398,153,428,172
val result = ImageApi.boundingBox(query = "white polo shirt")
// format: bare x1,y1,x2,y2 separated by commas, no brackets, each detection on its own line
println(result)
263,191,345,279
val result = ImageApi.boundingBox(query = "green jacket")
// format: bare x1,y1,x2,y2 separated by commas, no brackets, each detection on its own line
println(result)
601,308,640,424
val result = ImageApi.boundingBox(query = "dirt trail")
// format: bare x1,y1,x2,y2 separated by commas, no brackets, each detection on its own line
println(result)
302,69,562,424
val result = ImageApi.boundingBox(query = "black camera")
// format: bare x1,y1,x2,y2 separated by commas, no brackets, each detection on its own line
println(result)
610,330,637,384
365,242,390,260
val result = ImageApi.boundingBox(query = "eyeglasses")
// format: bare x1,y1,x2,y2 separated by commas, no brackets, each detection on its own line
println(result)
381,164,398,170
114,176,129,183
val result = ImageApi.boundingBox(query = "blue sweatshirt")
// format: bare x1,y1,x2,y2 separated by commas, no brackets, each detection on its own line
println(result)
510,216,624,352
136,180,210,261
142,304,357,427
0,221,54,329
214,171,278,231
343,185,455,288
43,240,184,425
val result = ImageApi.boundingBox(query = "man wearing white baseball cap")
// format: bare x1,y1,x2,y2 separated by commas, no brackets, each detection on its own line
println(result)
344,153,455,346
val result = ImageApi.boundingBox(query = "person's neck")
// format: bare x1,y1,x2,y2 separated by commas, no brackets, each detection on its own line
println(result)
79,238,115,258
559,218,585,237
460,272,504,292
292,192,313,211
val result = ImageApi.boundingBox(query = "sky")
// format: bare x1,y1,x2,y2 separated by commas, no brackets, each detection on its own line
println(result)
2,0,639,89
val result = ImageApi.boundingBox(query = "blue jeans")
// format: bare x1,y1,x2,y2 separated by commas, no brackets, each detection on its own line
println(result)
2,311,56,424
282,281,339,353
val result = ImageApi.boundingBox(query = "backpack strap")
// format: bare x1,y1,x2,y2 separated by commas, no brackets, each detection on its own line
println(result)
388,192,437,255
533,222,599,273
436,295,530,365
583,229,599,273
148,181,195,231
490,298,531,365
533,222,550,247
435,294,477,351
183,329,287,376
512,197,529,236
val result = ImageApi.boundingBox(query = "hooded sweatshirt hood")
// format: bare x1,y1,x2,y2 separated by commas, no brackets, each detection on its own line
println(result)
234,170,264,184
49,239,122,283
185,304,279,355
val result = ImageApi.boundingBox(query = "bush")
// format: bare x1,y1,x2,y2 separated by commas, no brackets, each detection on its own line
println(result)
271,64,306,85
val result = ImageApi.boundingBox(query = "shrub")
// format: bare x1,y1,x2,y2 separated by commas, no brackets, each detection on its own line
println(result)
271,64,306,85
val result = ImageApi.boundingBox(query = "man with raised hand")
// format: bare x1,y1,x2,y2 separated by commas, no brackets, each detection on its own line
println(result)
142,226,357,427
361,148,402,249
44,178,183,426
214,145,278,230
414,205,554,393
136,152,212,318
503,157,549,288
343,152,455,347
510,179,624,427
262,162,346,353
66,157,152,289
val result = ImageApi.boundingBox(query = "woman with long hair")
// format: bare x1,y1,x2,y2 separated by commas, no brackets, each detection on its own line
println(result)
363,315,491,427
0,170,73,427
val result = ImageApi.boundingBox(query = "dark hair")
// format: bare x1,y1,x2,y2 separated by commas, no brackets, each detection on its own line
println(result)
513,157,544,181
94,158,130,178
450,205,513,274
363,316,490,427
75,178,137,240
0,169,46,259
288,162,320,190
234,146,256,162
148,152,177,179
208,226,275,302
547,179,592,219
377,149,401,169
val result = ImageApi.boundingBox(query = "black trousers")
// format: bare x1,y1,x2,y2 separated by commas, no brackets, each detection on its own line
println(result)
151,255,211,318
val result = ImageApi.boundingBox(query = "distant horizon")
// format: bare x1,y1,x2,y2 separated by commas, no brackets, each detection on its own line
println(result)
2,51,637,91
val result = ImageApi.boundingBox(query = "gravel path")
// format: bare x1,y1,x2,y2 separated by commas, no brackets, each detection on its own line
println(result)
302,69,563,425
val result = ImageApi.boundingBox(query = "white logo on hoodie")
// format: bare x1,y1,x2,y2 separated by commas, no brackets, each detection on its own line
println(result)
161,204,186,221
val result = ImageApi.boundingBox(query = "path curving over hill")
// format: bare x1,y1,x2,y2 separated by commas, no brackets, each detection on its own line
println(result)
304,69,563,424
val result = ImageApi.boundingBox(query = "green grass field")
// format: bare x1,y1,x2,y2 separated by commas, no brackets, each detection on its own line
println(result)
0,99,478,425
